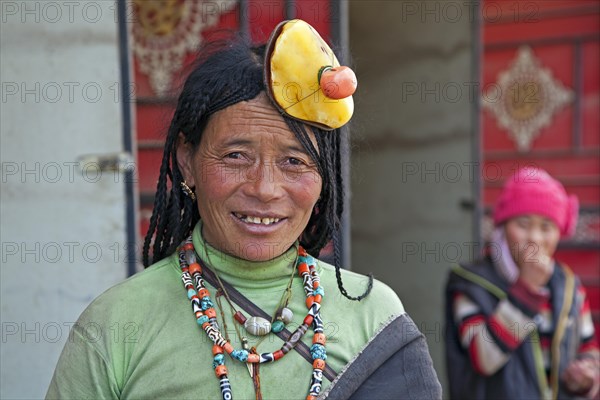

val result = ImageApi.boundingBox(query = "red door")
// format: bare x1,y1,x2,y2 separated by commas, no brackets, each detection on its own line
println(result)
482,1,600,335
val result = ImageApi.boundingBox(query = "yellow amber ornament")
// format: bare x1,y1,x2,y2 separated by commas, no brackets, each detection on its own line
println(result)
265,19,355,130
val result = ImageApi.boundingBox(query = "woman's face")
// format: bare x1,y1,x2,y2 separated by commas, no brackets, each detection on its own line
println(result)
504,214,561,269
178,93,322,261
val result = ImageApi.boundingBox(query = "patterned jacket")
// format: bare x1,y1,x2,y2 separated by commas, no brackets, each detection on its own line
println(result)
445,257,598,400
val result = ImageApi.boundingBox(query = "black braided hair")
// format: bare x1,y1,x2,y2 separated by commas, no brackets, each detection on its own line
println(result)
142,37,372,301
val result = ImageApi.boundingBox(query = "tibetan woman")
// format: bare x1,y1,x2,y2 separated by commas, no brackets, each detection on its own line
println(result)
47,20,442,400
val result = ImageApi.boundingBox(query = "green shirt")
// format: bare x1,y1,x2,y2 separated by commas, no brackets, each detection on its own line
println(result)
46,224,405,399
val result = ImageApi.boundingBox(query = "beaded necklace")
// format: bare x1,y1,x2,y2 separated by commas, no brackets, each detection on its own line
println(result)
178,236,327,400
205,242,298,400
204,235,298,337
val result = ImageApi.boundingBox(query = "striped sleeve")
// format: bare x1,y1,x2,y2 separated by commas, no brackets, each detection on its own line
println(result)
575,285,600,399
452,291,540,376
576,285,599,358
577,286,598,354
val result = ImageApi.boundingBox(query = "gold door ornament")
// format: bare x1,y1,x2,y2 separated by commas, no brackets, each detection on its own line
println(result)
482,46,574,152
132,0,237,97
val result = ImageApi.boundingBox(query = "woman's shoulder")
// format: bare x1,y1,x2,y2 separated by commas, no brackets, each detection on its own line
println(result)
316,259,405,316
313,259,406,371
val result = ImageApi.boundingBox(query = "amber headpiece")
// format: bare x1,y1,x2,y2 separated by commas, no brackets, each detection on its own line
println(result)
264,19,357,130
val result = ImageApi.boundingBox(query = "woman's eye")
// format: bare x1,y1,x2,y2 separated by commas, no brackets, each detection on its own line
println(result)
225,152,243,160
288,157,304,166
541,223,553,232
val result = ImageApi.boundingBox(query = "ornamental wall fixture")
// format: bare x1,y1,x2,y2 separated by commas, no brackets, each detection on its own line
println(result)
132,0,237,97
482,46,574,152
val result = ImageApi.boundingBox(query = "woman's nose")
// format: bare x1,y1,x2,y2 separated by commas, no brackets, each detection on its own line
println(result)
528,228,544,247
243,162,285,202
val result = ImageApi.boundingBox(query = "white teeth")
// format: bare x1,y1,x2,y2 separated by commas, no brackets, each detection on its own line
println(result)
234,213,280,225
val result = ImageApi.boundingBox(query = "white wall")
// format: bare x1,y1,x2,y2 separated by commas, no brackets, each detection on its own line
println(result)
1,2,129,398
349,2,479,395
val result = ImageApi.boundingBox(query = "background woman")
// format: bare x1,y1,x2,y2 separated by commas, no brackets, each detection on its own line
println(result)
446,167,599,399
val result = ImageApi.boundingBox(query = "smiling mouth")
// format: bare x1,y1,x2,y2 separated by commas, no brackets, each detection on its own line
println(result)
233,212,282,225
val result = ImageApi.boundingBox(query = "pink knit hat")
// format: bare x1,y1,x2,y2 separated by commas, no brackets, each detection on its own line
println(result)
493,167,579,237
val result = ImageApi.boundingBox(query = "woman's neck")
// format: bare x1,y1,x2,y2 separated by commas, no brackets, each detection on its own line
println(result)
191,222,299,289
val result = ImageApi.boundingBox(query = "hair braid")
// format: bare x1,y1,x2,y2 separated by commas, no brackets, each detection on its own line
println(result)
331,129,345,234
307,129,333,253
143,123,178,266
333,232,373,301
152,150,174,262
177,192,199,246
283,120,330,255
143,87,214,266
165,145,184,255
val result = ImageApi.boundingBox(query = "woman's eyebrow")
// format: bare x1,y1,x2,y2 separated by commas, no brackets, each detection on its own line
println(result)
220,138,254,147
284,144,308,153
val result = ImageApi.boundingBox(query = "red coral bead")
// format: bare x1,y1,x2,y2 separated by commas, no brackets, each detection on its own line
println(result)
234,311,247,324
313,359,326,369
223,342,234,354
215,364,228,377
298,263,309,275
205,308,217,319
304,315,314,326
188,262,202,276
306,296,315,308
212,345,223,355
313,333,326,345
319,66,357,99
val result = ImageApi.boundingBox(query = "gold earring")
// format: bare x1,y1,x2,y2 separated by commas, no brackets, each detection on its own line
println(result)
180,181,196,201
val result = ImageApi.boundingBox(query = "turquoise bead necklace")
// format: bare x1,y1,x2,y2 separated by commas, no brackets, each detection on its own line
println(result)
178,236,327,400
199,233,297,337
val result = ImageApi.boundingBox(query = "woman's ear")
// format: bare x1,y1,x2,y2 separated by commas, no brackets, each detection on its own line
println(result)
176,133,195,187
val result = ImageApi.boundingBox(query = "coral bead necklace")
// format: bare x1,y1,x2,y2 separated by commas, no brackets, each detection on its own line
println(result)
178,237,327,400
204,235,298,338
204,238,299,400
